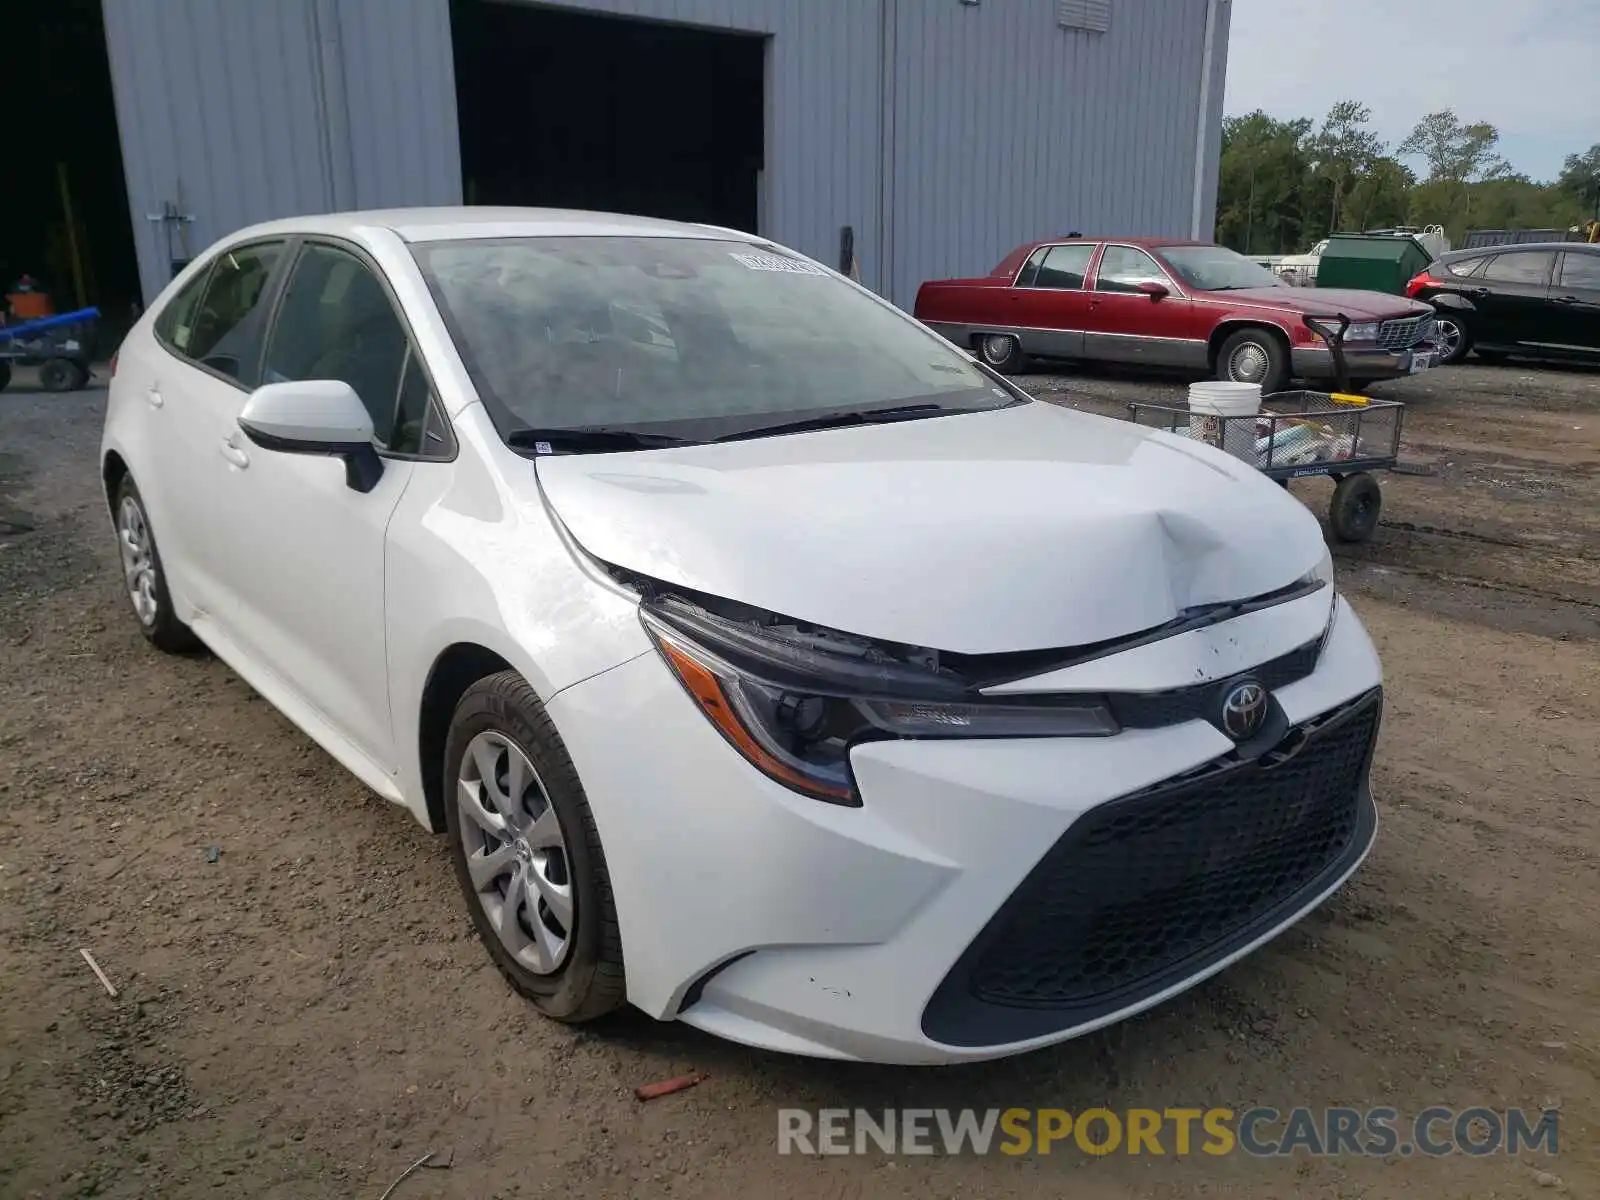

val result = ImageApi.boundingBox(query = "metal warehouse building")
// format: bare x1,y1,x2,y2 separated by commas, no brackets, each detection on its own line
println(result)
99,0,1230,309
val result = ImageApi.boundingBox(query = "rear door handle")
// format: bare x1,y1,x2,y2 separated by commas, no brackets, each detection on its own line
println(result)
146,387,164,409
218,436,250,469
1469,287,1491,299
1553,295,1578,305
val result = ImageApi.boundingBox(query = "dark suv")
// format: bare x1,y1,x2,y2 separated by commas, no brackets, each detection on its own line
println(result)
1406,242,1600,365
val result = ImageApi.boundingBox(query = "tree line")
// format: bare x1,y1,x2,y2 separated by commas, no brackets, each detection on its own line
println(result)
1215,101,1600,256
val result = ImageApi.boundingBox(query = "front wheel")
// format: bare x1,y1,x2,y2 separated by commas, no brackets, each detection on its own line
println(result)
39,358,88,392
444,671,626,1023
1329,472,1383,544
1433,315,1471,364
1216,327,1289,393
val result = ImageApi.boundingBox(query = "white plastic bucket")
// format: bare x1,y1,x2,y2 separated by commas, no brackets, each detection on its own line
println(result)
1187,381,1261,463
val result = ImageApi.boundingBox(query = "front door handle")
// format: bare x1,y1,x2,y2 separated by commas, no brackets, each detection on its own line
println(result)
146,387,164,409
219,436,250,469
1469,287,1491,299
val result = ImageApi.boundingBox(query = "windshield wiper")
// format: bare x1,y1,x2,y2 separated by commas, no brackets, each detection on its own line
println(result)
713,403,967,443
507,427,696,453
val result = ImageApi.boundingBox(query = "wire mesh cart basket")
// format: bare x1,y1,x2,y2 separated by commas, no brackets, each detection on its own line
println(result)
1127,317,1410,544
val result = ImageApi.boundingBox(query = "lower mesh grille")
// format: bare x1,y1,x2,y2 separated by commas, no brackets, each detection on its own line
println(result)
922,689,1380,1044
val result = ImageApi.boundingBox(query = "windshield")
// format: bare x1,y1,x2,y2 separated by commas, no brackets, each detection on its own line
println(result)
411,236,1016,446
1159,246,1282,292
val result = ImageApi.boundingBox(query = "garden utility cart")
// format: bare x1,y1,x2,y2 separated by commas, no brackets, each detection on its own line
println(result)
0,306,99,393
1128,316,1416,544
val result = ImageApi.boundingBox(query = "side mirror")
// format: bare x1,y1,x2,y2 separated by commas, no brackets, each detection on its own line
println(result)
237,380,383,493
1136,281,1170,299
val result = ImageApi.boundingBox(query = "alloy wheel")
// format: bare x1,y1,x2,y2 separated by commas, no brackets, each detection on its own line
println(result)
456,731,574,975
1434,317,1464,360
117,496,159,627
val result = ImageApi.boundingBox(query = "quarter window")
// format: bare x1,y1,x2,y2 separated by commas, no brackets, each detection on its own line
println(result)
1557,252,1600,289
263,244,415,449
1016,247,1050,287
1034,244,1095,290
184,241,284,383
1479,252,1553,285
1095,246,1169,293
155,265,213,354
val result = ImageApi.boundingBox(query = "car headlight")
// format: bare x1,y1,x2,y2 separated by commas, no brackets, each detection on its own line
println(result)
1311,543,1334,589
1342,322,1380,343
640,597,1118,805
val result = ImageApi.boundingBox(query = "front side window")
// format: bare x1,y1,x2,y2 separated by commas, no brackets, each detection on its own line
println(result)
1016,246,1050,287
264,244,413,449
185,241,284,383
1033,244,1094,290
1094,246,1172,294
1557,252,1600,289
412,236,1014,445
1480,252,1554,285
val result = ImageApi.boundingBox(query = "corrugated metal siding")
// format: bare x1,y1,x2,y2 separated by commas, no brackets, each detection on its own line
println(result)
105,0,1223,309
885,0,1211,304
104,0,460,303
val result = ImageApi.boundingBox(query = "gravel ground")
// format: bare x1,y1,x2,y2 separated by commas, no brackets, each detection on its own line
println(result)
1,361,1597,1199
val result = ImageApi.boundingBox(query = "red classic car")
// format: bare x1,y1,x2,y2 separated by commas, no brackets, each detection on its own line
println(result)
914,237,1438,391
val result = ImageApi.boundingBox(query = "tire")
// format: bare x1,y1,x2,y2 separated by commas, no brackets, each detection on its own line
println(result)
444,670,626,1023
975,332,1025,374
1433,315,1471,364
1216,327,1289,393
113,476,200,652
0,360,10,391
39,359,79,392
1329,472,1383,544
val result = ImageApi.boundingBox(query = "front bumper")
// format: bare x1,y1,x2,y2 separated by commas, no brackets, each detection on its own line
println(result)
547,596,1383,1064
1291,343,1433,381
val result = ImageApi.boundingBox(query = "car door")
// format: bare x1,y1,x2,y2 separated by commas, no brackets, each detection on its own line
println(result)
1549,249,1600,355
1083,245,1203,368
145,239,290,615
198,239,441,771
1007,243,1097,359
1470,250,1557,349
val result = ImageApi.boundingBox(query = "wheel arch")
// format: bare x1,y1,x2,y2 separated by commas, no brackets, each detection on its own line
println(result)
1207,319,1293,369
102,450,130,516
417,642,515,832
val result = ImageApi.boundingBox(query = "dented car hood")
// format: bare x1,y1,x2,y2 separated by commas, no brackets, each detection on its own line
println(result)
534,400,1326,655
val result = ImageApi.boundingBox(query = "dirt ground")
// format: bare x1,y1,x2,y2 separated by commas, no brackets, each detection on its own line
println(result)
1,360,1596,1199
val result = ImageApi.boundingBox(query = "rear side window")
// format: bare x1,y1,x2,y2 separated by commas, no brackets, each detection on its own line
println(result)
1034,244,1095,290
185,242,284,384
263,243,416,451
1558,252,1600,289
1479,252,1553,285
1445,256,1487,278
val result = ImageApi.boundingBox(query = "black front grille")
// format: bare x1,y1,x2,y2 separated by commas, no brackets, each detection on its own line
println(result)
922,689,1380,1046
1110,638,1322,731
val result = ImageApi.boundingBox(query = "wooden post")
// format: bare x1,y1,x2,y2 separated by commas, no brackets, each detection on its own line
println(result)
57,162,88,310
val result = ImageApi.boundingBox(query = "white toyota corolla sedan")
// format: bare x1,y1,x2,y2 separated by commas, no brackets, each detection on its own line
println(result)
101,208,1383,1065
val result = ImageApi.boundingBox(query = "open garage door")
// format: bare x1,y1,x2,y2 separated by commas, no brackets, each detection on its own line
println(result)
451,1,766,234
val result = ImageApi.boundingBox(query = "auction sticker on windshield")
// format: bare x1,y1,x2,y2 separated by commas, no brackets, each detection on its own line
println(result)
731,252,828,276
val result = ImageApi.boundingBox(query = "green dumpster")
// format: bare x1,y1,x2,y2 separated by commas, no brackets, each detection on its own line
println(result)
1314,234,1435,295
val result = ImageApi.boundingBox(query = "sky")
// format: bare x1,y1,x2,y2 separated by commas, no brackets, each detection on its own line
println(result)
1223,0,1600,183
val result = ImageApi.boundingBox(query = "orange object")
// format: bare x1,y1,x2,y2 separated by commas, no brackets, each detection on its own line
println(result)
6,281,53,321
635,1072,708,1101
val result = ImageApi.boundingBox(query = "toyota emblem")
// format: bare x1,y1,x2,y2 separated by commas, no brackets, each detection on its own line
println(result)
1219,679,1269,742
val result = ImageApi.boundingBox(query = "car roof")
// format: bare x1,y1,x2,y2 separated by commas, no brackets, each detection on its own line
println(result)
219,206,757,246
1443,242,1595,256
1023,236,1211,252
